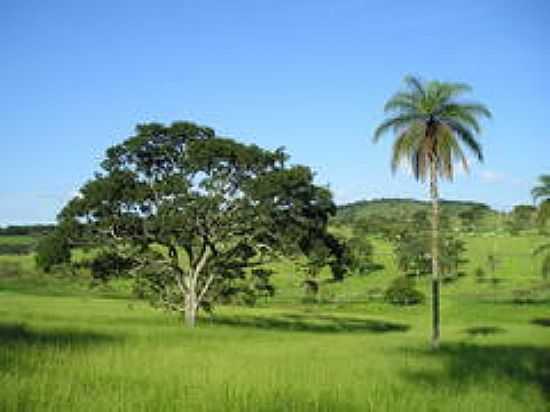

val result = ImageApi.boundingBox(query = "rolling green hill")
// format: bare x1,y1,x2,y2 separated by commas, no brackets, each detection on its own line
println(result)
335,198,494,222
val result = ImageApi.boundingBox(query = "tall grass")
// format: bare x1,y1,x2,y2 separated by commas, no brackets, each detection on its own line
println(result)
1,292,549,411
1,232,549,411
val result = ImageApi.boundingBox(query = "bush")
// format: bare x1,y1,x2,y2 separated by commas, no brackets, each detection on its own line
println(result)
384,276,425,305
35,232,70,272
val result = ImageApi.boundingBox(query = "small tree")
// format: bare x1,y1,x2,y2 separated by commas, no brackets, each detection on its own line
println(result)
458,205,489,232
35,231,71,272
506,205,537,235
384,276,425,305
393,211,466,281
345,235,374,275
57,121,336,327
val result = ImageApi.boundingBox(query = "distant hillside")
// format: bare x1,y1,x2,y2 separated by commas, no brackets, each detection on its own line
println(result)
0,224,56,236
335,198,495,223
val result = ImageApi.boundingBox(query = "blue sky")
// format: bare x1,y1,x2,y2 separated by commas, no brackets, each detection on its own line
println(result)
1,0,548,224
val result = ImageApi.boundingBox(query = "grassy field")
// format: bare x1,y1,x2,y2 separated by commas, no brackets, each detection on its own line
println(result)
1,232,549,411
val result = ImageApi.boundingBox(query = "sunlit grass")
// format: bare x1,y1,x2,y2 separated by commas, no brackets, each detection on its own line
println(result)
1,232,549,411
1,290,549,411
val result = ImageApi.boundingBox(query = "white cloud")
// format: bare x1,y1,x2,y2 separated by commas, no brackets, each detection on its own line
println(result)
479,170,505,183
478,170,525,187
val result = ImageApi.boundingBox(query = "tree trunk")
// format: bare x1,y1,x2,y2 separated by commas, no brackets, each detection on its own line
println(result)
184,276,197,328
430,160,440,349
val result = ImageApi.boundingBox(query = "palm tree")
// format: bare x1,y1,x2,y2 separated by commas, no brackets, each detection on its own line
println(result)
531,175,550,203
373,75,491,349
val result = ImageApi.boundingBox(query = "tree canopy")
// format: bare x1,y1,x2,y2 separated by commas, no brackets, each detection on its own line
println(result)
53,121,337,326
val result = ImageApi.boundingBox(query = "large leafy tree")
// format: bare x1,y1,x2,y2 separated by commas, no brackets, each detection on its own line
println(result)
373,75,491,348
55,121,336,327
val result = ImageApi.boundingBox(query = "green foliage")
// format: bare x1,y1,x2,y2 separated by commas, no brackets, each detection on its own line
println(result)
392,211,467,279
384,276,425,305
85,250,136,283
373,75,491,182
56,121,336,324
459,204,490,232
34,231,71,273
506,205,537,235
531,174,550,204
335,198,493,229
293,232,351,301
345,235,374,275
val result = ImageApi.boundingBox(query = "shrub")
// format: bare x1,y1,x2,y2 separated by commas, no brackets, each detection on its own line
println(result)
384,276,425,305
35,232,70,272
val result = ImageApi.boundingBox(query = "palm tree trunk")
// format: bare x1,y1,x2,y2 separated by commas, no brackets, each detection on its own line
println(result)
430,160,440,349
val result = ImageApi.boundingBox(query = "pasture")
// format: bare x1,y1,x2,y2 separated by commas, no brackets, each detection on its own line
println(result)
1,232,549,411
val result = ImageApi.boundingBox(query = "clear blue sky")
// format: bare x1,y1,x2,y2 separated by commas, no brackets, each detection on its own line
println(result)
1,0,549,224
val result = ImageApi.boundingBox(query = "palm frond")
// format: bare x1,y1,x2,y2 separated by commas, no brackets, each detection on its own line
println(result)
532,175,550,202
390,123,424,175
383,93,418,113
434,125,469,180
441,82,472,97
373,114,425,143
403,75,426,97
374,76,488,183
459,103,492,119
438,105,482,133
440,118,483,162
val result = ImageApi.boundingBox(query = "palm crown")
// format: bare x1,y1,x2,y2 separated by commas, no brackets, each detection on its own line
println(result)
531,174,550,203
373,75,491,180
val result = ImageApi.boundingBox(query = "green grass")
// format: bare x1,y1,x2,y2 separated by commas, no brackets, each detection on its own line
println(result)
1,291,549,411
269,233,549,304
1,231,549,411
0,235,37,245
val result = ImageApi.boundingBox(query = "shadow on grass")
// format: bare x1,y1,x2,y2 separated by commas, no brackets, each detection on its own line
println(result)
403,343,550,401
0,322,120,373
209,313,410,334
532,318,550,327
464,326,506,337
0,322,119,348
